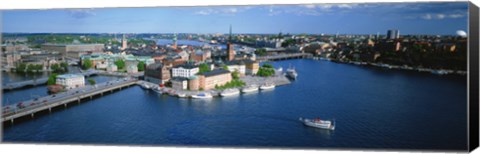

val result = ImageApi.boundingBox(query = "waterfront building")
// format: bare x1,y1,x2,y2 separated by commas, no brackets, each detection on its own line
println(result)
188,76,199,91
56,74,85,90
42,44,104,58
95,61,108,70
145,63,170,84
244,59,260,75
172,64,199,78
225,60,246,77
80,54,107,68
1,44,29,52
387,29,400,40
198,69,232,90
2,52,22,70
171,77,189,90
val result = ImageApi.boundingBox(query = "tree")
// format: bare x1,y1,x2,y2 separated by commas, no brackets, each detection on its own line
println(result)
257,64,275,77
47,73,58,85
198,63,210,73
223,65,229,70
232,70,240,80
115,59,125,70
137,61,145,71
255,48,267,56
82,59,93,70
87,79,96,85
16,63,27,73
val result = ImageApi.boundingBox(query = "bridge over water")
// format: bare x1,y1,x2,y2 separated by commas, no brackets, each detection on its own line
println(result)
257,53,313,62
2,79,139,124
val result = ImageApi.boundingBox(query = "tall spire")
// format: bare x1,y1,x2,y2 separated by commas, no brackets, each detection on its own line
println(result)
229,24,232,43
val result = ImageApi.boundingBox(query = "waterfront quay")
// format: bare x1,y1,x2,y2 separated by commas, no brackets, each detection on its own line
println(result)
139,73,291,97
2,78,138,124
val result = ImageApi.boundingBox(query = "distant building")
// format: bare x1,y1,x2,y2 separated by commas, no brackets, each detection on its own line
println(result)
42,44,104,58
255,39,283,48
172,64,199,78
171,77,189,90
56,74,85,90
145,63,170,84
387,29,400,40
172,33,178,49
226,25,235,61
190,50,210,62
121,34,128,50
198,69,232,90
125,60,138,73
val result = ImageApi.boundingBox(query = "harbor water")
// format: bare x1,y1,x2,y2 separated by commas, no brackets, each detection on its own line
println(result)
2,59,467,150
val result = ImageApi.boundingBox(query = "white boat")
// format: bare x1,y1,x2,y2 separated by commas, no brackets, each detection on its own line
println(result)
191,93,213,99
431,69,449,75
260,83,275,90
241,85,259,93
140,83,151,89
177,93,187,98
220,88,240,97
299,117,335,130
152,87,162,94
286,65,298,80
277,67,283,72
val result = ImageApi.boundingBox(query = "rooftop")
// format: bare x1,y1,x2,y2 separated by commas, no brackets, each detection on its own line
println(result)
198,69,230,77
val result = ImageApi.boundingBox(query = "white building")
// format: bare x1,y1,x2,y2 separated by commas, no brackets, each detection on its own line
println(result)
56,74,85,90
225,61,246,77
172,64,199,78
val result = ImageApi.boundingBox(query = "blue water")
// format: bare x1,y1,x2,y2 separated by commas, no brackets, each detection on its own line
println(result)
2,59,467,151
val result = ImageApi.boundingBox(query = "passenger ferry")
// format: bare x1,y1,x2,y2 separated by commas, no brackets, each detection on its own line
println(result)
299,117,335,130
286,67,298,80
220,88,240,97
241,85,259,93
191,93,213,99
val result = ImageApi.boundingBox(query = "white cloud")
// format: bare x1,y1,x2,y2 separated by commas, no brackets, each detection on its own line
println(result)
194,7,249,16
421,13,466,20
68,9,96,19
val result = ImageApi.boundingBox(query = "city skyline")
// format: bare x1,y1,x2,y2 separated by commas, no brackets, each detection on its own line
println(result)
2,2,468,35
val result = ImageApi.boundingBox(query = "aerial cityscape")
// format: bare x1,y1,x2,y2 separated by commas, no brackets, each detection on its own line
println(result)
1,2,469,151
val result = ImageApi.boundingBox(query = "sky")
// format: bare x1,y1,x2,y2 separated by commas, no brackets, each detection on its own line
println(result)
1,2,469,35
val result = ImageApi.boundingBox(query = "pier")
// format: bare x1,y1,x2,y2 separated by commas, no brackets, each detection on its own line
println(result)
2,79,139,124
257,53,313,62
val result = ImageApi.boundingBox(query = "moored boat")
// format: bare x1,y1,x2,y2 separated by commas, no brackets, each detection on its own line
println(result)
177,93,187,98
191,93,213,99
220,88,240,97
299,117,335,130
260,83,275,90
286,66,298,80
140,83,151,89
241,85,259,93
152,87,162,94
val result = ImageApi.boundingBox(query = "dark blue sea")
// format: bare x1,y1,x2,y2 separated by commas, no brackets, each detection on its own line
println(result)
2,59,467,151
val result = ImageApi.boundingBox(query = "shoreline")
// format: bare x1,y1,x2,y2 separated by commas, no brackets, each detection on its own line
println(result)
138,74,291,99
313,57,467,76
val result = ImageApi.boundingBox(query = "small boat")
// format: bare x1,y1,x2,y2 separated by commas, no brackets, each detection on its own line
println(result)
152,87,162,94
299,117,335,130
277,67,283,72
260,83,275,90
241,85,259,93
431,69,449,75
286,66,298,80
177,93,187,98
220,88,240,97
191,93,213,99
140,83,151,89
